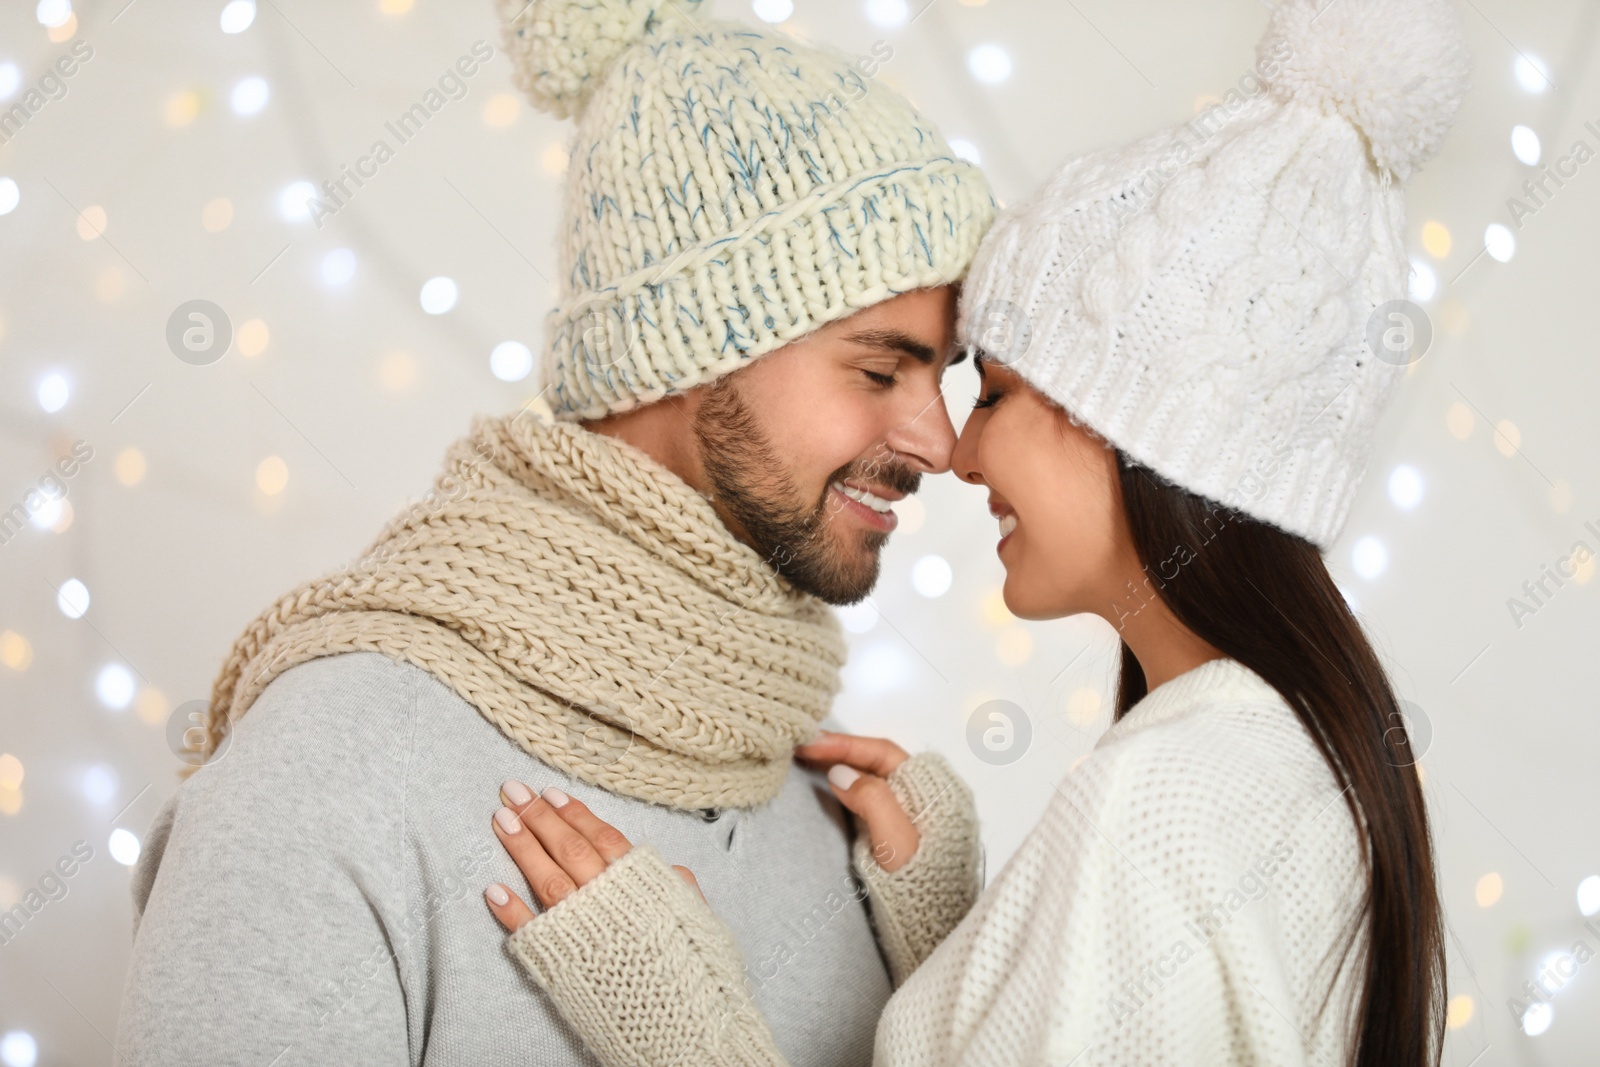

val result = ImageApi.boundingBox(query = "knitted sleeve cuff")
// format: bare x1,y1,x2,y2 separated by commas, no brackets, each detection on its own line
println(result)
505,843,791,1067
850,751,983,987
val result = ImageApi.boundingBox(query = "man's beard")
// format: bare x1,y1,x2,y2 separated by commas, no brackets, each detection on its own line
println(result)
691,376,921,605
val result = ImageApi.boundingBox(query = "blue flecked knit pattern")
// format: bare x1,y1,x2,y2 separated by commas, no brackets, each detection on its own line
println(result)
497,0,997,419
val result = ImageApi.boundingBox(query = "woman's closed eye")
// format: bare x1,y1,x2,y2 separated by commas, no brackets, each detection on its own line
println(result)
972,388,1003,410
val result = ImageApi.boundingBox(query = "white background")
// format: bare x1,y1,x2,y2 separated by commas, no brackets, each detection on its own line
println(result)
0,0,1596,1064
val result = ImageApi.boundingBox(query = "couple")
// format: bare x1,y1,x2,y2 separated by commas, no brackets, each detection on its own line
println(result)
116,0,1473,1064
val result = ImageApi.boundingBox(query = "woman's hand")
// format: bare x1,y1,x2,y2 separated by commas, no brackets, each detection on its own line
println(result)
483,780,703,932
794,731,920,872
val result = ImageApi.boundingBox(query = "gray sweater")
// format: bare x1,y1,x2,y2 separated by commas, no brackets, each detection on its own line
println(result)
115,651,893,1066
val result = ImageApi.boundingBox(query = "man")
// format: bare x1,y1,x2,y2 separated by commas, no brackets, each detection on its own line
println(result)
114,1,994,1063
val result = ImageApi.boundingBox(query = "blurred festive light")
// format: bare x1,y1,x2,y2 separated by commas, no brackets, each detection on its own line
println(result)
0,755,22,791
1521,1001,1552,1036
1493,419,1521,457
836,600,879,634
165,90,202,127
278,180,318,222
320,247,357,285
135,686,168,726
893,495,925,534
420,276,459,314
542,142,570,175
1065,687,1101,727
28,495,63,531
1578,875,1600,916
1420,220,1451,258
1511,125,1541,166
912,554,953,597
483,92,520,126
967,44,1013,84
0,1031,38,1067
219,0,256,33
0,177,18,216
96,663,136,710
237,318,269,357
752,0,793,22
865,0,909,28
1387,464,1424,510
1445,995,1474,1030
1514,53,1552,94
256,455,288,495
0,62,20,101
378,0,414,13
490,341,534,382
948,138,982,165
201,196,233,232
1407,259,1436,302
108,828,141,866
37,372,69,413
1550,479,1573,515
48,499,73,533
76,204,107,241
0,631,32,671
1475,871,1503,907
1446,402,1474,440
844,641,911,695
83,762,118,804
230,76,269,116
36,0,71,28
1484,223,1515,263
379,350,416,390
1351,536,1387,581
995,625,1033,665
94,267,125,302
114,448,146,486
57,578,89,619
979,587,1012,627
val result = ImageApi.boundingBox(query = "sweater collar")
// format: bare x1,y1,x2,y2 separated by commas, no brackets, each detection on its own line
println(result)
1095,657,1282,750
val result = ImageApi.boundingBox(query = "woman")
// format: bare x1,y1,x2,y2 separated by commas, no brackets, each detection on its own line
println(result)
478,0,1472,1063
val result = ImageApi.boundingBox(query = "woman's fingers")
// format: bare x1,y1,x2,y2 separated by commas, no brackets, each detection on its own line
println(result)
484,881,536,933
795,731,909,778
673,865,707,903
825,764,920,873
533,787,633,864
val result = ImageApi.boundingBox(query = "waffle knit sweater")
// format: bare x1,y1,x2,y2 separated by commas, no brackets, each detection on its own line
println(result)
505,657,1371,1066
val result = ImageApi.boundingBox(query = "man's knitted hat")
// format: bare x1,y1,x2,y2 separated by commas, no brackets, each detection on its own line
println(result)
957,0,1471,549
496,0,997,420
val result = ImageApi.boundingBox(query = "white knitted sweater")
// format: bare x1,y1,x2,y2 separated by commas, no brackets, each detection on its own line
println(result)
509,657,1370,1066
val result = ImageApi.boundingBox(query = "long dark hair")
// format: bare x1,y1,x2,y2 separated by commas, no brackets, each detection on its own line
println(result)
1113,452,1444,1067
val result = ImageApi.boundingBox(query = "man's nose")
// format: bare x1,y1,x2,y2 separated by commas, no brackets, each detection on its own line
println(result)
884,387,958,475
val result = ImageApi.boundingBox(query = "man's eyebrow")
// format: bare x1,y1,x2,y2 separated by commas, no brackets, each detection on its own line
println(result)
842,328,940,367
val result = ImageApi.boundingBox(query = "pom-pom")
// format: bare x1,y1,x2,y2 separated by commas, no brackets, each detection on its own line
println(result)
1256,0,1472,181
495,0,703,120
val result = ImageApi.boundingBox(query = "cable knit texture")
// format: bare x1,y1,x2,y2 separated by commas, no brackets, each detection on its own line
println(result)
505,659,1369,1066
956,0,1471,548
201,405,847,811
849,752,982,987
495,0,996,419
506,751,980,1067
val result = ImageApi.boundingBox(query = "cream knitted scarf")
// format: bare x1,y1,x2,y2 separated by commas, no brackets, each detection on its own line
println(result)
200,409,847,810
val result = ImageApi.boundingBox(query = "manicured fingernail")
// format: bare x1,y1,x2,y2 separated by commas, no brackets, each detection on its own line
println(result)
485,883,510,906
501,779,533,806
542,786,570,808
828,764,860,790
494,806,522,833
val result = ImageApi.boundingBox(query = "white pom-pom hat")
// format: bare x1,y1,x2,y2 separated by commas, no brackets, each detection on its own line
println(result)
957,0,1472,549
496,0,996,419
